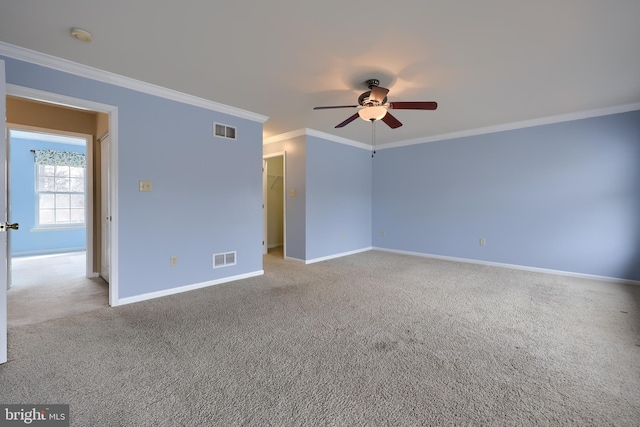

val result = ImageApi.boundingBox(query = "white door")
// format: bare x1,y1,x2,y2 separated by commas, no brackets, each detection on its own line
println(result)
100,136,110,282
6,130,12,292
1,60,8,364
262,159,268,255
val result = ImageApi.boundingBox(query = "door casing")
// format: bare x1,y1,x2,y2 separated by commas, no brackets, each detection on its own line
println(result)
100,135,111,282
263,152,286,258
1,81,120,364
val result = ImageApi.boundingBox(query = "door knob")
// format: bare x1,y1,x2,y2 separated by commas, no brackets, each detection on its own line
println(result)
0,222,19,232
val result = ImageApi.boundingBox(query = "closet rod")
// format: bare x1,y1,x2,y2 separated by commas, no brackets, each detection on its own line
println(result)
269,175,281,189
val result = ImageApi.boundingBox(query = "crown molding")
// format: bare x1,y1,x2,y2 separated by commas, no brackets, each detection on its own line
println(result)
0,41,269,123
264,128,369,150
265,102,640,150
378,102,640,150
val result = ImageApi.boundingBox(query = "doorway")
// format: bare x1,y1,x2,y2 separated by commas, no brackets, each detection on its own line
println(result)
6,126,107,326
3,89,117,327
263,153,286,258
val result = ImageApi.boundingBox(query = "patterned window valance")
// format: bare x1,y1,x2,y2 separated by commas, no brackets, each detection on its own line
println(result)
34,149,86,168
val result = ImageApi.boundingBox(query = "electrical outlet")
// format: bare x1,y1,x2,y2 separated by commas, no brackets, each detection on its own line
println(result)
340,233,344,240
139,181,153,192
170,256,178,266
381,230,385,237
480,238,486,246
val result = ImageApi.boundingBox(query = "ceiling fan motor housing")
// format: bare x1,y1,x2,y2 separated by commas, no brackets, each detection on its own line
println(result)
358,91,387,107
358,79,387,106
365,79,380,88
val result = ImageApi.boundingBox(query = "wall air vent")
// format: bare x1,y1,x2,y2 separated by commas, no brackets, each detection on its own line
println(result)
214,123,237,140
213,251,237,268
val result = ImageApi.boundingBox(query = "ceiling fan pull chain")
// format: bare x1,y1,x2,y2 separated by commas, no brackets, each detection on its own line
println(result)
371,119,376,158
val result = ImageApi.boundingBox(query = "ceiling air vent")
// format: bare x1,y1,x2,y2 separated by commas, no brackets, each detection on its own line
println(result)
213,251,237,269
214,123,237,140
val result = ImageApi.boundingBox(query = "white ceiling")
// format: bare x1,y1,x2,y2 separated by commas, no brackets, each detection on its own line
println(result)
1,1,639,145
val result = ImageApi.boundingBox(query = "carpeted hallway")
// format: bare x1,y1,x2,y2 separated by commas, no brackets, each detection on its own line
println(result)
1,250,639,426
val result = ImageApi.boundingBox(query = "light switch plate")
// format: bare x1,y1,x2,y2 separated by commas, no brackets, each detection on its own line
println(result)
139,181,153,192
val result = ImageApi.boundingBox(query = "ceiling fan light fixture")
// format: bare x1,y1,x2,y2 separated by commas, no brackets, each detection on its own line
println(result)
358,106,387,122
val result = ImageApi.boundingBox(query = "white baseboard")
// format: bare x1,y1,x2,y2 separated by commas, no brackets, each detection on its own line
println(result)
373,247,640,286
304,247,373,265
268,243,283,249
114,270,264,306
284,256,306,263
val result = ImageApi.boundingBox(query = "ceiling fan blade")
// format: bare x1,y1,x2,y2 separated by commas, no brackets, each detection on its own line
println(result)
381,112,403,129
335,113,360,128
389,101,438,110
313,105,359,110
369,86,389,103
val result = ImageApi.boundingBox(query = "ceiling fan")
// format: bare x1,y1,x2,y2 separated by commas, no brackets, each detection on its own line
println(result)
313,79,437,129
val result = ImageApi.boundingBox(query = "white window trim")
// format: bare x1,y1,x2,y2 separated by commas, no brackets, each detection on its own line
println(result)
35,162,86,228
30,224,86,232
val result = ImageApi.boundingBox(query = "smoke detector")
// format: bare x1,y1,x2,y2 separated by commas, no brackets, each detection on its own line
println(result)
70,28,93,42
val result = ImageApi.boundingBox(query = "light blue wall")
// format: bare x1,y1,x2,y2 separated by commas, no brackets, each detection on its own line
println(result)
5,53,636,291
9,137,86,256
2,56,264,299
264,134,372,262
373,110,640,281
306,136,372,260
264,136,306,260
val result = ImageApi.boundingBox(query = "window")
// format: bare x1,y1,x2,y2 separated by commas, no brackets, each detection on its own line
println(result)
35,154,86,226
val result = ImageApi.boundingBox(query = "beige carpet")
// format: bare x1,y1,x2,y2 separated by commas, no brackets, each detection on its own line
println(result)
1,249,639,426
8,252,108,327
